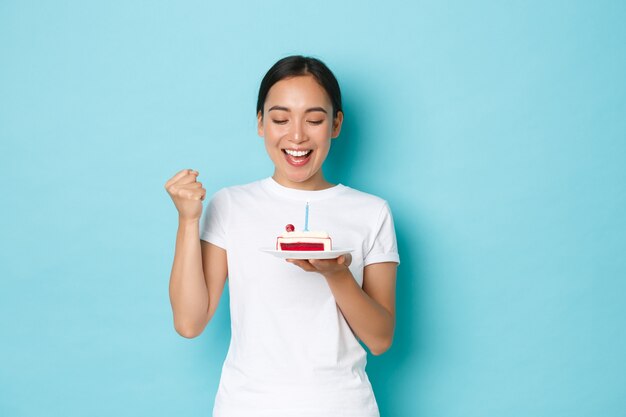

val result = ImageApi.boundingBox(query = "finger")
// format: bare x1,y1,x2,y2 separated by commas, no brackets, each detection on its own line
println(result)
197,188,207,200
287,259,316,272
189,191,206,201
309,258,322,267
308,259,336,271
292,259,315,270
173,171,200,186
167,173,202,194
310,258,334,267
165,169,196,188
179,181,203,189
336,254,351,266
165,172,199,192
178,187,206,201
169,181,204,199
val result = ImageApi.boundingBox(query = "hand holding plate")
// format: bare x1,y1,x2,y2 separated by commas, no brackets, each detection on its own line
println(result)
287,253,352,277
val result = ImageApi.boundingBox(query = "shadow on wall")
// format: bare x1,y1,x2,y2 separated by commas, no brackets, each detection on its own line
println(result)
323,81,364,186
368,227,423,417
324,105,361,185
325,83,423,416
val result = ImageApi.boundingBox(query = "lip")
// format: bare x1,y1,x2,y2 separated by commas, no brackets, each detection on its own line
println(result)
282,147,312,152
283,149,313,167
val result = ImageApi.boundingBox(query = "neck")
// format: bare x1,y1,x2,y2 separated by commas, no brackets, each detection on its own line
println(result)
272,171,335,191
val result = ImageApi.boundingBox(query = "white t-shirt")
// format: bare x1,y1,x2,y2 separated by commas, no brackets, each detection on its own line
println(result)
200,177,400,417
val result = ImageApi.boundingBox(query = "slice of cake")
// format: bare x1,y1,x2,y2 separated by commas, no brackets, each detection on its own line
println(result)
276,224,332,251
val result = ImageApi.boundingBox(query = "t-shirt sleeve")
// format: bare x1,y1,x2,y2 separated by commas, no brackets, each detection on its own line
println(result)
363,201,400,266
199,188,229,250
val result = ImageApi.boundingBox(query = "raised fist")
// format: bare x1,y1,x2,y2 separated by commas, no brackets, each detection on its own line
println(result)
164,169,207,221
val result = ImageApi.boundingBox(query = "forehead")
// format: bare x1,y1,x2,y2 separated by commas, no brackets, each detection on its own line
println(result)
264,75,332,110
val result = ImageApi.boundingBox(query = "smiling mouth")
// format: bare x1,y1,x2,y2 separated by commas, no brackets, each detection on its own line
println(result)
282,149,313,166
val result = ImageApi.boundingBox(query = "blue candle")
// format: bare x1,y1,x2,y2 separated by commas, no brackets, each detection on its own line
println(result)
304,202,309,231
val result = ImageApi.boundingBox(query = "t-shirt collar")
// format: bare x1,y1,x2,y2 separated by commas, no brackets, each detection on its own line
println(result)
261,176,347,201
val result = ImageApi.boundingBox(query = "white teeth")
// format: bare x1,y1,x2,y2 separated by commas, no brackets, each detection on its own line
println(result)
285,149,311,157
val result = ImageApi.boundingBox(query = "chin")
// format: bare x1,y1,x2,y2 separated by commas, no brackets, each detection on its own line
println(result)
282,166,322,183
286,173,315,184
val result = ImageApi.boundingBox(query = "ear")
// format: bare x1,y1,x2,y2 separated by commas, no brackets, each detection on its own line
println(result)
257,111,264,137
331,111,344,138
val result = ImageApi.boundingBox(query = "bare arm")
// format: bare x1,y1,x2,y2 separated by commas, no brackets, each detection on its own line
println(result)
168,220,228,338
165,169,228,338
287,256,397,355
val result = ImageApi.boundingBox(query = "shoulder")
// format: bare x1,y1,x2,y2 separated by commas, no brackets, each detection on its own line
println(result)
343,184,398,220
219,178,268,199
207,178,270,206
210,178,264,195
339,185,390,210
333,185,395,230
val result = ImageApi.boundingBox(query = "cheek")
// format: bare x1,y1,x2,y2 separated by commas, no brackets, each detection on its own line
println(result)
314,140,331,159
264,137,278,153
265,123,287,140
310,125,333,140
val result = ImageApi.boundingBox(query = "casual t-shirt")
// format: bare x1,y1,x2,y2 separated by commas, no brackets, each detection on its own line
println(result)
200,177,400,417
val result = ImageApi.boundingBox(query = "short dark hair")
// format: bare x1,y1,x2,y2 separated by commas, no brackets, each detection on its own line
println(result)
256,55,342,119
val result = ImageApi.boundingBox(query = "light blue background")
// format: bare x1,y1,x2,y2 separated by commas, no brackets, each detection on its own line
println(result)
1,1,625,416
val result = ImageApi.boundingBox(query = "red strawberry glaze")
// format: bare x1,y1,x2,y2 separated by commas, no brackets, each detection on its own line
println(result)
280,242,325,251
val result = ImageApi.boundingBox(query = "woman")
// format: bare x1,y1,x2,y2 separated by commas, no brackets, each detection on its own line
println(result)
165,55,400,416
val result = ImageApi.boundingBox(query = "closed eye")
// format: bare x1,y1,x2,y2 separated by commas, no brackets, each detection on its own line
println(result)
272,119,288,125
307,120,324,125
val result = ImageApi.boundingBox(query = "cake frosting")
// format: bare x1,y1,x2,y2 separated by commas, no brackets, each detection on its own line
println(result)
276,224,332,251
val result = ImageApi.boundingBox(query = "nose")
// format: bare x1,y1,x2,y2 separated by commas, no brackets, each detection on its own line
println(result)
290,120,306,144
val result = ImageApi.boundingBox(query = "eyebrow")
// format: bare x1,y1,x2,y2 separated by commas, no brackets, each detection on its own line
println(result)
268,105,328,114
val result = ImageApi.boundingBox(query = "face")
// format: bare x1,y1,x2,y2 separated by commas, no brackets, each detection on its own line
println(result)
257,75,343,190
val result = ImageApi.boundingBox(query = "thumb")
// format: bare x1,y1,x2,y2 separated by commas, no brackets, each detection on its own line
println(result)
340,253,352,267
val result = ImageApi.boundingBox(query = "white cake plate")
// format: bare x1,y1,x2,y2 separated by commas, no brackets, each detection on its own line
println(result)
260,248,354,260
